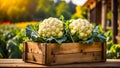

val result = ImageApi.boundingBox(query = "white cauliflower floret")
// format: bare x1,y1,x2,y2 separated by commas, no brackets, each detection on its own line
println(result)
69,18,93,40
38,17,64,38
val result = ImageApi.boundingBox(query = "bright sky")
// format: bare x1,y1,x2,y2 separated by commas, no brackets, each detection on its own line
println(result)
65,0,87,6
54,0,88,6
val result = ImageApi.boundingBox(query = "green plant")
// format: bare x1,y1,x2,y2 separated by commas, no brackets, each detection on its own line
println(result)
0,25,26,58
105,30,120,59
107,44,120,59
26,17,106,44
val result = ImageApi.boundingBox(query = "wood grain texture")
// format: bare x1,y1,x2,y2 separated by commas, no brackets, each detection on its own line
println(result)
51,42,102,54
103,42,106,61
51,51,102,65
44,43,52,65
23,42,105,65
0,59,120,67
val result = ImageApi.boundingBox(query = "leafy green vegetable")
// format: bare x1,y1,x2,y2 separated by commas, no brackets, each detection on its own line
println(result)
107,44,120,59
25,18,106,44
46,35,67,44
79,38,94,44
0,25,26,58
97,34,106,43
26,24,45,42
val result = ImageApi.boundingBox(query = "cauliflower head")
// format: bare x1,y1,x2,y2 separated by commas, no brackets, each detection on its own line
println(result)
38,17,64,38
69,18,93,40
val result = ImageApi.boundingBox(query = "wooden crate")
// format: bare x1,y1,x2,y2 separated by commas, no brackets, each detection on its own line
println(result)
23,42,106,65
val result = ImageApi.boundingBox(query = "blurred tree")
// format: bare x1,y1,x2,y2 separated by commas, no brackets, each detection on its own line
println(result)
68,1,76,14
0,0,76,22
55,0,61,5
0,0,37,22
0,10,8,22
35,0,56,20
25,0,37,21
72,6,87,19
56,1,72,20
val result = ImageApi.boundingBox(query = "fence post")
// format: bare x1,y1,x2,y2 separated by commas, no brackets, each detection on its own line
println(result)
111,0,118,44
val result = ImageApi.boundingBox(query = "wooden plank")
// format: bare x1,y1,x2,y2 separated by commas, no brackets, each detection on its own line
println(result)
26,53,34,61
26,42,42,54
51,51,102,65
103,42,106,61
0,59,45,67
0,59,120,67
45,43,52,65
0,59,24,64
0,62,47,67
33,53,43,63
23,42,43,64
24,53,43,64
51,42,102,54
40,43,46,64
22,42,27,61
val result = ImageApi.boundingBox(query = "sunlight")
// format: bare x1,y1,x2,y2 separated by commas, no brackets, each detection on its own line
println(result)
71,0,87,6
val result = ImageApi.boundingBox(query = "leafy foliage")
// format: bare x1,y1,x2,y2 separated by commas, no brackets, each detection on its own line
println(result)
56,1,72,20
72,6,87,19
35,0,56,19
107,44,120,59
26,24,45,42
105,30,120,59
26,17,106,44
0,0,76,22
0,25,26,58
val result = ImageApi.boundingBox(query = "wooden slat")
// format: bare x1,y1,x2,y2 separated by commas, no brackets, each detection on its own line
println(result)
51,51,102,65
103,42,106,61
0,59,120,67
26,53,34,61
23,42,45,64
0,59,24,64
24,53,43,64
33,53,43,63
40,43,46,64
45,43,52,65
26,42,42,54
22,42,27,61
0,59,45,67
51,42,102,54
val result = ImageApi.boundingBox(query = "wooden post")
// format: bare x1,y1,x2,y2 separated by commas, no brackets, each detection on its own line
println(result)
101,0,107,31
111,0,118,43
96,1,102,25
87,8,90,22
